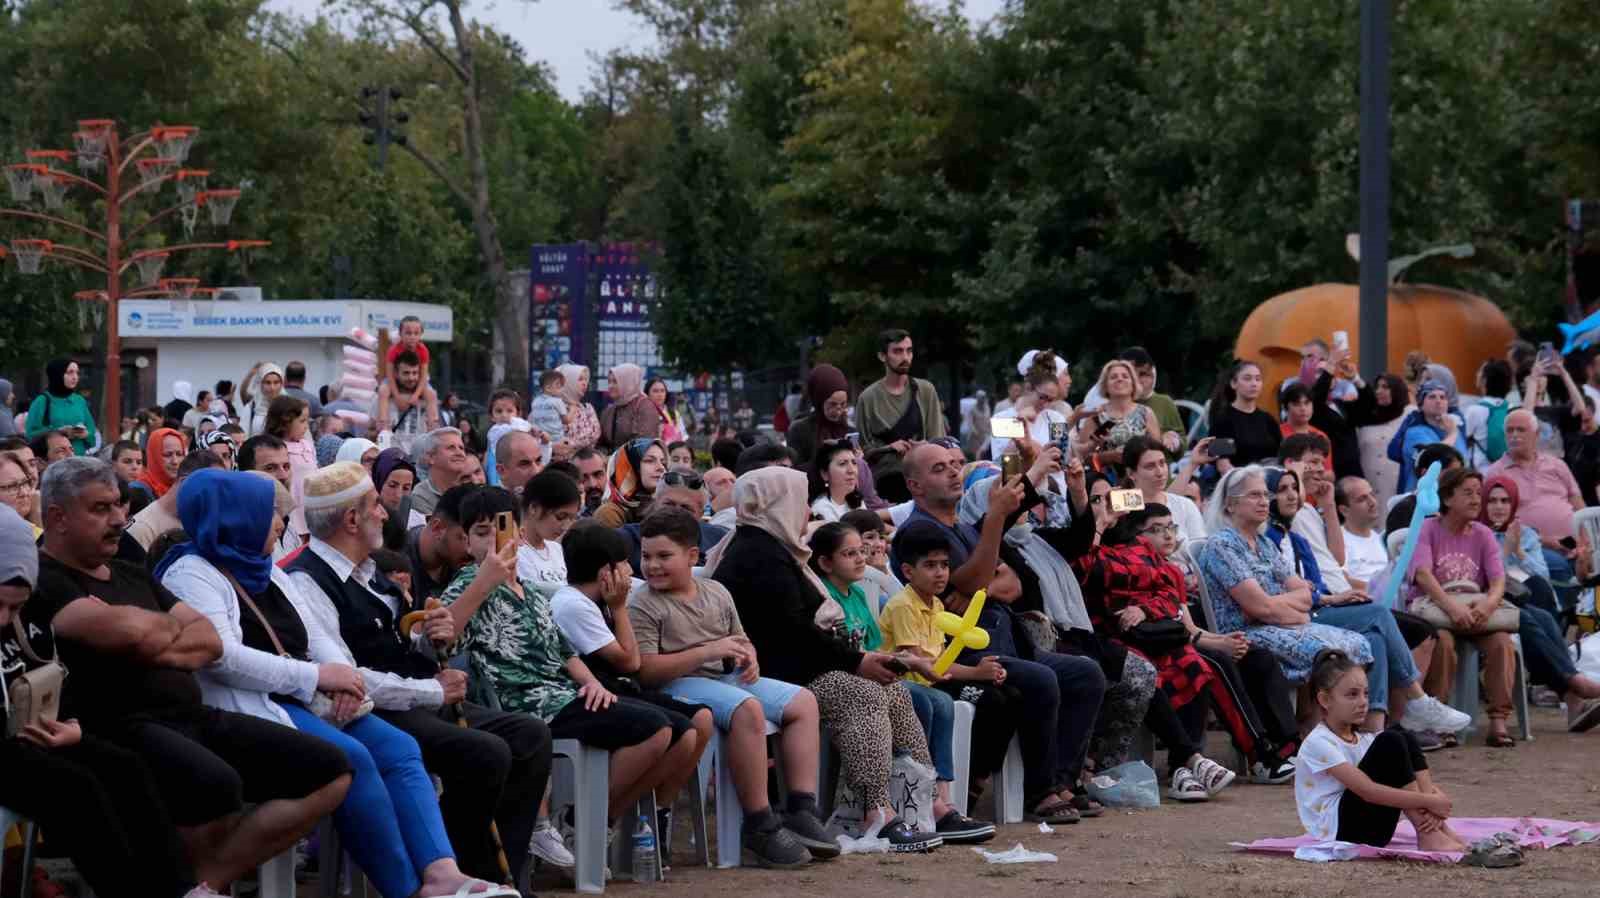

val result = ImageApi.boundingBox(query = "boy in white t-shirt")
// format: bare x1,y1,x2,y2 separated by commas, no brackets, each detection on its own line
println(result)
1295,651,1467,850
516,470,582,587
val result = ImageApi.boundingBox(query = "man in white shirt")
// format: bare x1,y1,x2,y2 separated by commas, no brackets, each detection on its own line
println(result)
1279,434,1353,595
1123,436,1207,543
286,462,560,881
1335,475,1389,591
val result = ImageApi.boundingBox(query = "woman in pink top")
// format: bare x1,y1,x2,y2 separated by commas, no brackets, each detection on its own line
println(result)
265,395,317,536
1406,468,1516,746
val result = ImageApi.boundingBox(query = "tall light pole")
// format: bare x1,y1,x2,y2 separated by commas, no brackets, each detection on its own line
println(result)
2,120,269,434
1358,0,1391,382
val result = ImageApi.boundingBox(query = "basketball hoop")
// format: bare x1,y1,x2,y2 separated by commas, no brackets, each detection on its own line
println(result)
9,239,52,275
25,149,72,167
133,251,169,285
179,200,200,238
190,287,221,300
202,188,241,226
73,128,108,171
159,277,200,299
136,157,178,187
151,126,197,163
35,172,69,210
5,164,40,202
174,169,209,203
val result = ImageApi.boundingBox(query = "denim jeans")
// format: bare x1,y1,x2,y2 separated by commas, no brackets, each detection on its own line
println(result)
1312,602,1420,712
280,703,453,898
1516,590,1579,694
905,681,956,781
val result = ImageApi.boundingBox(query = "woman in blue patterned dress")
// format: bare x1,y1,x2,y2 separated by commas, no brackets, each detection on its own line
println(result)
1196,466,1371,683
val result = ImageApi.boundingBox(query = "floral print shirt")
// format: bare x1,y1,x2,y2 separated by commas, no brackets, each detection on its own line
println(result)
1198,524,1296,633
441,563,577,721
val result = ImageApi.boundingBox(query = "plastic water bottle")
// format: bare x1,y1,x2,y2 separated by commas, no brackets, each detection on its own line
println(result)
631,817,659,884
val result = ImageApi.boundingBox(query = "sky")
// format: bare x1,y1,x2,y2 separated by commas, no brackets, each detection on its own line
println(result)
271,0,1010,101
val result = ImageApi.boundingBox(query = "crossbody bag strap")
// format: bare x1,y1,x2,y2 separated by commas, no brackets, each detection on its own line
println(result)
10,616,56,665
221,568,290,658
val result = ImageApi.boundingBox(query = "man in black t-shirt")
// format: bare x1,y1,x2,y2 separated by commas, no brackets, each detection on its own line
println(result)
29,457,352,895
405,483,477,601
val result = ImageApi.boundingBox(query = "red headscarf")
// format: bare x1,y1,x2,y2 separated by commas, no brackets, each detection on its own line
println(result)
1478,474,1520,533
138,427,187,498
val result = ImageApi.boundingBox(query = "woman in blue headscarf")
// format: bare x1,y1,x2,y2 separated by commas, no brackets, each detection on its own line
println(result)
156,469,514,898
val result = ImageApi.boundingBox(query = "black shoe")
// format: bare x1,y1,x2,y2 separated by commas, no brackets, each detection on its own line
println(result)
782,809,841,860
934,810,995,844
880,816,942,853
743,823,812,869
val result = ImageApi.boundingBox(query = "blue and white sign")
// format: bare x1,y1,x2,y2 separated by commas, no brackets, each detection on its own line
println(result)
120,299,452,341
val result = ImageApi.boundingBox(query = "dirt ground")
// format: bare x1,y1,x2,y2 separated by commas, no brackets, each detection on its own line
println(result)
555,706,1600,898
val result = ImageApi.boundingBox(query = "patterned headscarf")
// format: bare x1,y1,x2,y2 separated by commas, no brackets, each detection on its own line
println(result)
316,434,346,468
605,438,664,512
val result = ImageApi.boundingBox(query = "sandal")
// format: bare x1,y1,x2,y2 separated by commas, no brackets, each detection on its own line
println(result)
1485,731,1516,748
1462,834,1524,868
1067,789,1105,818
1025,799,1081,825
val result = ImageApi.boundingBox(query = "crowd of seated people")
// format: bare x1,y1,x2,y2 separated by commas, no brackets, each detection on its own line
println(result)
10,331,1600,894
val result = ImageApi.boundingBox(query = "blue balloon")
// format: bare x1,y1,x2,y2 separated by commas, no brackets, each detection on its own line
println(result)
1380,461,1443,610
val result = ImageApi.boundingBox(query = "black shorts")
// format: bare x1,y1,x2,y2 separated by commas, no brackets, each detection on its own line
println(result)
100,704,351,826
547,695,678,751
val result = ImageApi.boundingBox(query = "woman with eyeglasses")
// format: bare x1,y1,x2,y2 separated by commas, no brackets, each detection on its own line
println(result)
1261,467,1467,737
785,364,852,464
0,452,40,533
1197,466,1372,690
1054,466,1243,801
593,438,667,529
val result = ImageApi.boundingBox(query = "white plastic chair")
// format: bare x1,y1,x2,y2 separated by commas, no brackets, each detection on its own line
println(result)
987,735,1026,824
1184,538,1217,631
1447,638,1533,743
0,806,36,898
551,738,612,894
242,848,297,898
695,720,781,868
1386,527,1408,562
947,700,977,816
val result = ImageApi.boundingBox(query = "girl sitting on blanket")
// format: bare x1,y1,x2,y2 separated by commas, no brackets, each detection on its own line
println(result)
1295,650,1467,851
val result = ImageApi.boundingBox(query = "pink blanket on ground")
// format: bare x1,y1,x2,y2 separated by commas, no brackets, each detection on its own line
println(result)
1231,817,1600,863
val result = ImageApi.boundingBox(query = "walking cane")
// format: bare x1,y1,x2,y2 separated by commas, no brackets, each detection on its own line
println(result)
401,597,515,886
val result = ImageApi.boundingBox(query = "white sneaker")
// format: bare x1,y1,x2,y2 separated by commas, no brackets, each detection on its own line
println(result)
531,821,576,869
1188,755,1237,796
184,885,226,898
1401,695,1472,734
1249,758,1296,784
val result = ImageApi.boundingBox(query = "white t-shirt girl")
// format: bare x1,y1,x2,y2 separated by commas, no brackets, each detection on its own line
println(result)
1294,722,1377,840
517,539,568,587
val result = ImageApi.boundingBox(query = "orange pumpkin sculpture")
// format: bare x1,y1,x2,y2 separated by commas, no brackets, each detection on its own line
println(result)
1236,282,1517,414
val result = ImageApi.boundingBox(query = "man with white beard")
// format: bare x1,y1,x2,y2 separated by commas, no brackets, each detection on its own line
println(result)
283,462,560,881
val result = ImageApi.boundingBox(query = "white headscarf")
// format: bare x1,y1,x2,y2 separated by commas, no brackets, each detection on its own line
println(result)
335,438,378,465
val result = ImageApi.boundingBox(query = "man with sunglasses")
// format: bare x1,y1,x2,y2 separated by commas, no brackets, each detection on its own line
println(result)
619,467,728,574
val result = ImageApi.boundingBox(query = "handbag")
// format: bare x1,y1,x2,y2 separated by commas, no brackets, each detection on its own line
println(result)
1124,616,1190,654
4,618,66,739
223,568,373,727
1411,580,1520,634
